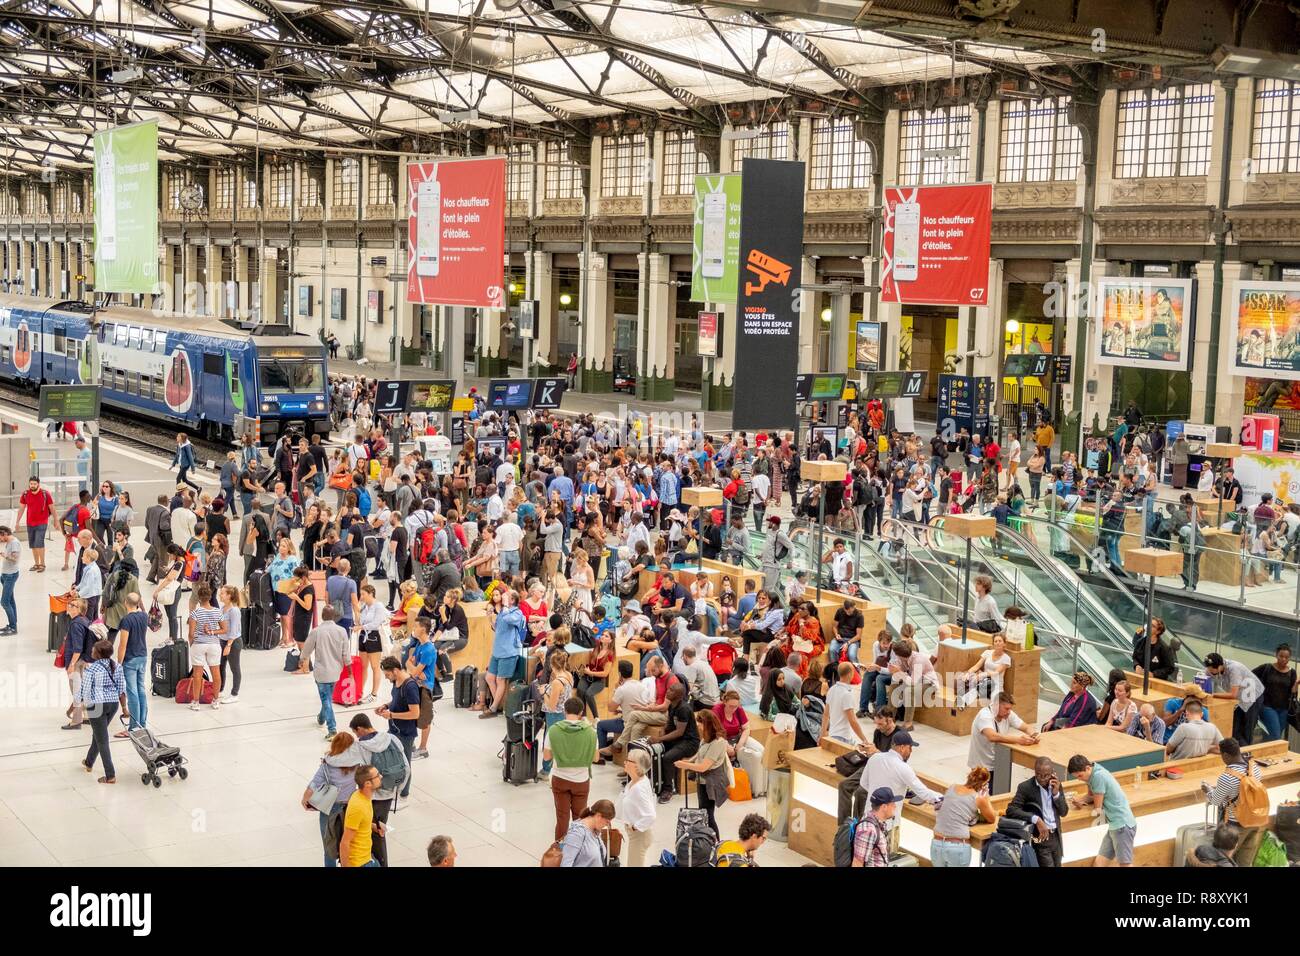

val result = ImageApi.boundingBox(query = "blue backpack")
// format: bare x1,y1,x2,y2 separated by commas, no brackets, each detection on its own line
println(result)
356,486,372,517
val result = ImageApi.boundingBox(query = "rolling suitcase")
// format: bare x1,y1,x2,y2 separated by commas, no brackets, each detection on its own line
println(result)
332,656,363,705
674,785,717,867
737,740,768,797
151,640,188,698
504,681,534,743
453,666,478,709
501,706,540,786
629,737,666,795
48,611,70,653
1175,803,1217,867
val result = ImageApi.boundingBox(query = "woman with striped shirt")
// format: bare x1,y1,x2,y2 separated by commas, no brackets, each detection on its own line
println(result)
75,640,129,784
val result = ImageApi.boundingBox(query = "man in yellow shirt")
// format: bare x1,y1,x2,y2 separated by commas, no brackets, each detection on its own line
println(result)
716,813,772,867
1035,420,1055,470
340,767,385,867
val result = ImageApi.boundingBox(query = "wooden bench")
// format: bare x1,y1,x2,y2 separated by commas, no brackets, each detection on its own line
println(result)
452,601,494,672
912,633,1041,737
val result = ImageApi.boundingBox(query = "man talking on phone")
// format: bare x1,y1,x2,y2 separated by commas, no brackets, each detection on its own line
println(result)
1004,756,1070,867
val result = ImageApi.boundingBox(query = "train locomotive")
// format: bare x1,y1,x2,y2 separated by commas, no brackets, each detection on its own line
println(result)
0,294,329,445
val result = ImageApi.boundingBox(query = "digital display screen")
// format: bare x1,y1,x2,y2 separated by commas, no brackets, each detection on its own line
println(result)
809,374,846,400
259,346,321,360
866,372,904,399
40,385,101,422
488,380,533,409
408,381,454,412
1003,353,1050,378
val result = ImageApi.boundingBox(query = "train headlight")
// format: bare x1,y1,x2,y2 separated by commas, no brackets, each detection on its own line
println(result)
311,400,326,412
260,401,275,413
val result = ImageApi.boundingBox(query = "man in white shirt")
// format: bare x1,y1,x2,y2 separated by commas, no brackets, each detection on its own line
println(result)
595,661,650,758
820,663,868,746
750,469,771,532
823,538,854,590
680,645,720,709
494,516,523,582
859,732,942,836
484,489,504,522
968,693,1039,788
495,458,515,492
1203,652,1265,744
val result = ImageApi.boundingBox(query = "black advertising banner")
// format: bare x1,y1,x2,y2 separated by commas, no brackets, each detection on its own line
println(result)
374,381,411,415
733,158,805,431
531,377,567,409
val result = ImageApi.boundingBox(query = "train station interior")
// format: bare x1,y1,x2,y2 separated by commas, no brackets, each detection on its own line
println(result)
0,0,1298,884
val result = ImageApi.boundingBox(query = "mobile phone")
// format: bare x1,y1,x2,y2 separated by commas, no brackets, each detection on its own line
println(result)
893,200,920,282
701,192,727,279
416,178,441,277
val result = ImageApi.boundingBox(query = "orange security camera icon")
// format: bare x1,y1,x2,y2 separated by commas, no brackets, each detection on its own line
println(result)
744,249,792,296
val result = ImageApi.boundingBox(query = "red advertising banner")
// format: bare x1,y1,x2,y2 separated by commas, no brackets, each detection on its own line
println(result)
406,156,506,309
880,183,992,307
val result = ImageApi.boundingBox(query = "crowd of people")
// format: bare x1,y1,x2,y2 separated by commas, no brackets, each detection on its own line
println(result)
28,373,1299,869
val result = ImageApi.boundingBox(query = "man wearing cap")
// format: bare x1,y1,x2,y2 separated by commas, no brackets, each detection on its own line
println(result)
851,788,903,867
857,730,942,852
1164,691,1223,759
1203,652,1265,745
759,516,801,593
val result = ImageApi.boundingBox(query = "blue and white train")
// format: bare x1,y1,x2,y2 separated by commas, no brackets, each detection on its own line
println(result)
0,294,330,445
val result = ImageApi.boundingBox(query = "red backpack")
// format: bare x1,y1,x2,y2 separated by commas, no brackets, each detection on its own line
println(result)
708,641,737,679
413,524,437,564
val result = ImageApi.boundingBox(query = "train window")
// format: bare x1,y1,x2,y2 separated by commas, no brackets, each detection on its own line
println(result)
141,329,154,351
53,328,65,354
202,352,224,375
98,323,109,344
128,327,141,349
115,369,127,391
128,372,140,395
64,337,76,359
1,346,8,365
114,325,127,347
152,376,164,400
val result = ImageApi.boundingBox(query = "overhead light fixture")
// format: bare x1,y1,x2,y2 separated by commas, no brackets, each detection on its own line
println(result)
820,307,833,323
1212,45,1300,80
922,147,962,159
559,293,573,307
110,66,143,84
437,109,479,123
1005,319,1020,334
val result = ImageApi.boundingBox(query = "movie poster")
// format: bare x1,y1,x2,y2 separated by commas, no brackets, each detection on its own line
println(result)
1093,278,1193,371
1228,280,1300,382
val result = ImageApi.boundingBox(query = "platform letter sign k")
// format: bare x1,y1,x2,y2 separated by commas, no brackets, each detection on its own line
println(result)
534,378,565,408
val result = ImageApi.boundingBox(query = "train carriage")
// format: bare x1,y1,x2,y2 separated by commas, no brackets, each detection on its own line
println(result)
0,294,329,445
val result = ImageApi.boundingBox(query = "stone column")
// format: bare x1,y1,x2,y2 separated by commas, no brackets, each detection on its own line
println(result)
445,306,467,381
476,306,508,377
19,240,32,294
531,250,556,372
798,257,818,373
638,252,674,401
969,259,1004,382
183,242,200,314
203,242,222,316
1198,259,1250,429
830,289,851,373
233,245,250,320
1078,259,1113,440
580,258,614,392
49,241,65,297
701,299,735,411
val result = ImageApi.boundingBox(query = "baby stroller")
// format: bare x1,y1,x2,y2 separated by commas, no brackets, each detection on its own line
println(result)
122,715,188,788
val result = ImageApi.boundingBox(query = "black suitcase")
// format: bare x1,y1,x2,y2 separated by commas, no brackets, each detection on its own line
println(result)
505,683,537,743
629,737,666,795
453,666,478,708
151,640,188,697
48,611,70,653
501,717,539,786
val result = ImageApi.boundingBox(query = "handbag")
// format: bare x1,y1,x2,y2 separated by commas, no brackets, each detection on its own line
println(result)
53,642,67,669
147,600,164,632
155,580,180,606
308,777,340,814
834,750,867,777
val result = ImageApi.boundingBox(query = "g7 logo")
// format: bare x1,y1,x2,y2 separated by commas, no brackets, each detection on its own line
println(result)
969,287,985,300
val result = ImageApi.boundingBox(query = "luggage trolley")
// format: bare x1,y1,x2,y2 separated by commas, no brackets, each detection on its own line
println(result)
121,714,188,787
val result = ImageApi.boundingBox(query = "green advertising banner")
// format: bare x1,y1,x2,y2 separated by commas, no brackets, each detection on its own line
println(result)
93,120,159,294
690,173,742,302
